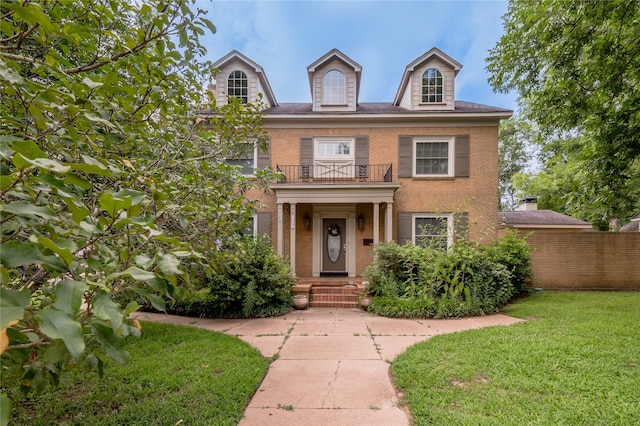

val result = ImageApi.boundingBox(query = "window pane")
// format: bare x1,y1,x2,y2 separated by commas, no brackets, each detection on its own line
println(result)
422,68,443,103
415,217,448,250
228,70,248,103
324,70,345,104
415,141,449,175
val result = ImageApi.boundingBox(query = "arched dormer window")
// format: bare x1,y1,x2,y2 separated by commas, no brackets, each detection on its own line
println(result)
324,70,345,104
422,68,443,103
228,70,248,103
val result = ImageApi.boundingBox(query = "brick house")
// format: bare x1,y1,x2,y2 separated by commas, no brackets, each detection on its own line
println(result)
208,48,512,280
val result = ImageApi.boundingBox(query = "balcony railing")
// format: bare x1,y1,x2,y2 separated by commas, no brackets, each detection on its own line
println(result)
275,164,393,184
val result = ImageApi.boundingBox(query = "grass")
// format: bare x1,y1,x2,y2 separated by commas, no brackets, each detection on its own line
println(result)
7,321,269,425
392,292,640,425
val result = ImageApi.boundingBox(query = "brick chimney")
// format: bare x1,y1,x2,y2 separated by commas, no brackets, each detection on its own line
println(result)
516,196,538,211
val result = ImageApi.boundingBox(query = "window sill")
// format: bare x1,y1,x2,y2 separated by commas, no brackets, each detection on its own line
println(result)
418,102,447,106
320,104,349,107
410,176,455,180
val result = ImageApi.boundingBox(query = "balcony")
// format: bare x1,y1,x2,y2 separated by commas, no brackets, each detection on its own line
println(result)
275,164,393,184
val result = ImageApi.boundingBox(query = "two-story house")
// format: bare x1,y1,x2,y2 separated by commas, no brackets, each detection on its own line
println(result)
208,48,511,284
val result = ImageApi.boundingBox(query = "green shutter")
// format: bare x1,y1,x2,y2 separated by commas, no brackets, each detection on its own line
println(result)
397,212,412,244
455,135,470,178
398,135,413,178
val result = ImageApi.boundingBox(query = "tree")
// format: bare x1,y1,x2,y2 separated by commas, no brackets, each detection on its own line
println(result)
0,1,272,419
487,0,640,229
498,117,534,210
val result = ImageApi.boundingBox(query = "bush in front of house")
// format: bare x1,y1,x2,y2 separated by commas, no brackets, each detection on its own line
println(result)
363,232,531,318
165,236,295,318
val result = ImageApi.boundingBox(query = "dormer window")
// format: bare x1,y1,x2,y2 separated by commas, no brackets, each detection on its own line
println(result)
422,68,443,103
323,70,345,104
228,70,248,103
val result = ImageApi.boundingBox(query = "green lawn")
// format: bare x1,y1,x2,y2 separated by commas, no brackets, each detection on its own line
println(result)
392,292,640,425
6,322,268,426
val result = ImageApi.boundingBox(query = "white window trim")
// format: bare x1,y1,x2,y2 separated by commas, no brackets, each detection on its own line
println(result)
412,213,453,250
323,69,346,105
242,214,258,238
413,136,455,177
421,68,444,104
314,137,355,161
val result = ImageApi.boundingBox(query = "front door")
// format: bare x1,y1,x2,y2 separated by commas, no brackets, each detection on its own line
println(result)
322,218,347,275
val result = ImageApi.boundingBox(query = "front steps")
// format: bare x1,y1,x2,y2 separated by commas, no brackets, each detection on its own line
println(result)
292,278,367,308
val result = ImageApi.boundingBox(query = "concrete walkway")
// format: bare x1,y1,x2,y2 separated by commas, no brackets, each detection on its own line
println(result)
138,308,523,426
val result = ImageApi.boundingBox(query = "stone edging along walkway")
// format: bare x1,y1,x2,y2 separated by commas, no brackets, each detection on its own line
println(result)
138,308,523,426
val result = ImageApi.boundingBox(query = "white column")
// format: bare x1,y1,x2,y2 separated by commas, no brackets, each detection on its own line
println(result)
277,203,284,256
373,202,380,245
290,203,296,273
385,203,393,242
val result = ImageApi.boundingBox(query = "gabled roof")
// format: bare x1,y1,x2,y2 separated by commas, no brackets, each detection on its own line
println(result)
393,47,463,105
499,210,592,228
212,50,278,107
620,216,640,232
307,48,362,102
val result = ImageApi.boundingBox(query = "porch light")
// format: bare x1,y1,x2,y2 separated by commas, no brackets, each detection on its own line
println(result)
357,214,365,231
304,214,311,231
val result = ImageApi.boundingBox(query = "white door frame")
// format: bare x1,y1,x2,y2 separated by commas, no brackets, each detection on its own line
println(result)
312,205,356,277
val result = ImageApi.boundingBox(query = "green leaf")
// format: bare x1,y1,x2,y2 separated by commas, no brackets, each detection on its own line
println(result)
0,287,30,329
110,266,156,282
124,301,140,315
1,201,57,220
35,237,75,265
52,280,88,315
5,3,56,32
9,140,47,160
41,339,70,365
37,309,85,360
88,321,129,365
157,252,182,275
0,241,67,272
81,77,103,89
1,392,11,426
92,291,123,332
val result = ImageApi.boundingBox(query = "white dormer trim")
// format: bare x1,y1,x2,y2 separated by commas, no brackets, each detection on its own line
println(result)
393,47,462,111
307,49,362,112
211,50,278,107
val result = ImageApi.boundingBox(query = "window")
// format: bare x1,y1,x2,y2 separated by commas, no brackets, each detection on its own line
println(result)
228,70,248,103
226,142,256,175
323,70,345,104
316,140,352,157
239,215,256,238
422,68,443,103
414,137,454,176
413,214,452,250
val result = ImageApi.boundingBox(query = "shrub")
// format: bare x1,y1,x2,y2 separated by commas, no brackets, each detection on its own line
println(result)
482,230,532,293
363,234,532,319
164,236,295,318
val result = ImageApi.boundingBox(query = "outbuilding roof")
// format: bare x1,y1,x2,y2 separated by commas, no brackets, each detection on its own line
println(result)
499,210,592,228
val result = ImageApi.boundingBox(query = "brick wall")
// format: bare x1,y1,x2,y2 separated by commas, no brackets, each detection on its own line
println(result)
525,232,640,290
253,124,500,276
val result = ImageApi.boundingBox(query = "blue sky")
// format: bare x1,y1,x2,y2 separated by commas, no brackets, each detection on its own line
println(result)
196,0,517,111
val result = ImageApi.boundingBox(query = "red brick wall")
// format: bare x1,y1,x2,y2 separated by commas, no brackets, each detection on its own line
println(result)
525,232,640,290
